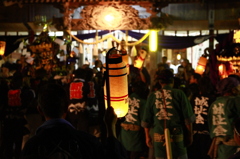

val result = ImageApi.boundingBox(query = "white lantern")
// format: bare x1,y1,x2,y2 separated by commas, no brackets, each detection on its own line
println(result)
103,54,128,117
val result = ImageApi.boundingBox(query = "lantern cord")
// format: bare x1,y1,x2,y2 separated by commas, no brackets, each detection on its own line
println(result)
65,30,150,46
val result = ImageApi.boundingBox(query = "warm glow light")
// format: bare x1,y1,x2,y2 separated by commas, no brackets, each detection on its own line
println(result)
177,54,181,60
121,52,129,74
195,56,207,75
134,56,144,69
105,14,114,22
103,54,128,118
0,41,6,56
218,63,228,79
149,30,158,52
234,30,240,43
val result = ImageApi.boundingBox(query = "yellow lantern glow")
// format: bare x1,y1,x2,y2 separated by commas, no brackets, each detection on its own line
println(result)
0,41,6,56
103,54,128,117
195,56,207,75
149,30,158,52
121,52,129,74
218,63,228,79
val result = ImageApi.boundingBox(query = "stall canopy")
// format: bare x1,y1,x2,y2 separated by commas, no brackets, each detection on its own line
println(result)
0,30,232,56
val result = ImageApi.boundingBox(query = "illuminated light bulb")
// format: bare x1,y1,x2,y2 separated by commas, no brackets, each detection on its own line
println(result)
149,30,158,52
105,14,114,22
177,54,181,60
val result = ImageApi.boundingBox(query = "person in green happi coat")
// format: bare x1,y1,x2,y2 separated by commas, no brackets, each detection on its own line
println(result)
119,81,149,159
141,69,195,159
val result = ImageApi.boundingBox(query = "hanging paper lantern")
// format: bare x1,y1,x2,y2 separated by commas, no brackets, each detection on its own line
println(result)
195,56,207,75
93,44,98,56
130,45,137,57
78,43,83,54
121,51,129,74
218,63,228,79
149,30,158,52
103,54,128,117
0,41,6,56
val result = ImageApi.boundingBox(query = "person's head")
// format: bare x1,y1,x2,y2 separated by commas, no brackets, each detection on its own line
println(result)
38,83,69,119
73,67,86,79
233,118,240,145
181,58,189,67
10,73,23,89
216,77,240,96
189,73,201,84
198,76,214,94
156,69,174,86
162,56,167,64
85,68,94,82
131,80,149,99
94,60,103,68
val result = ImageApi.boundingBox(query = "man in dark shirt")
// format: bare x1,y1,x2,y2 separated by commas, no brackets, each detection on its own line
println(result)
21,83,127,159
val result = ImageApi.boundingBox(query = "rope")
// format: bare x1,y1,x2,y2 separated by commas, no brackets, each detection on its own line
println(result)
66,30,151,46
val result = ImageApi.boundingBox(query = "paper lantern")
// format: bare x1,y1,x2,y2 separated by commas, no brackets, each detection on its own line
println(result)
0,41,6,56
195,56,207,75
121,51,129,74
218,63,228,79
149,30,158,52
103,54,128,117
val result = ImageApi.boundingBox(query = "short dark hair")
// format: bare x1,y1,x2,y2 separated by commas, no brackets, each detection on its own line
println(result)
73,68,86,79
192,73,201,82
156,69,174,84
38,83,69,118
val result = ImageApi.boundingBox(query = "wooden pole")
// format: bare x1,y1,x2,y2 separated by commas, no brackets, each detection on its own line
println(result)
164,128,173,159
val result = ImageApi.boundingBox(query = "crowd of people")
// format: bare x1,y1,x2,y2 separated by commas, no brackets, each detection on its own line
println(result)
1,53,240,159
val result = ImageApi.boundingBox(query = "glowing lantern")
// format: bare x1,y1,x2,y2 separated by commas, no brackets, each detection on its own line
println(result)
103,54,128,117
177,53,181,60
218,63,229,79
195,56,207,75
149,30,158,52
134,48,148,69
0,41,6,56
121,52,129,74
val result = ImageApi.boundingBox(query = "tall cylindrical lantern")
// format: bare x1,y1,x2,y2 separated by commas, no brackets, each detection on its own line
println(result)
121,51,129,74
103,54,128,118
195,56,207,75
0,41,6,56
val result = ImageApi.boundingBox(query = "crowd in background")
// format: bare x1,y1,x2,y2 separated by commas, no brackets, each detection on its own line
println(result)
1,52,240,159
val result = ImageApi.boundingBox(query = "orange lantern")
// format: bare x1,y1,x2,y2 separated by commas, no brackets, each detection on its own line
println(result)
103,54,128,117
218,63,229,79
0,41,6,56
195,56,207,75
